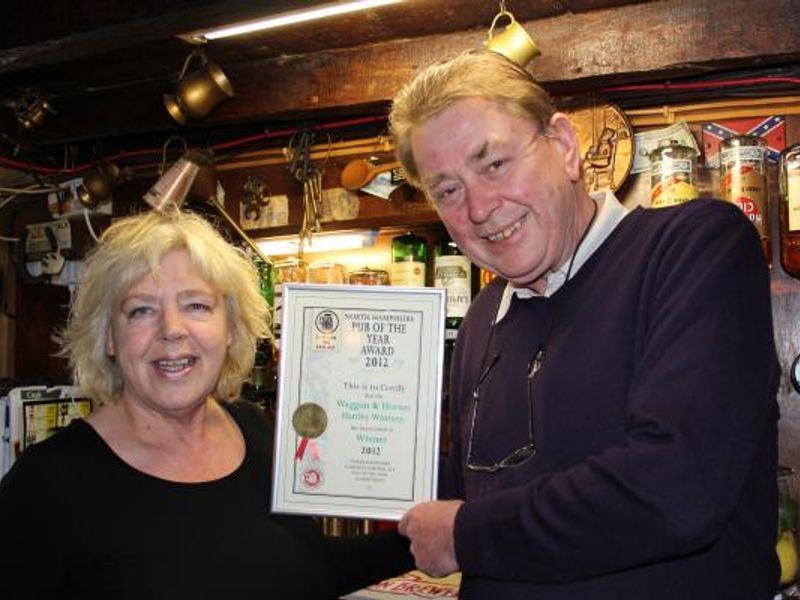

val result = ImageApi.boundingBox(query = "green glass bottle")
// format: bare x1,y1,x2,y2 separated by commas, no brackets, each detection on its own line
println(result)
390,231,427,286
434,233,472,338
246,255,277,415
253,256,275,309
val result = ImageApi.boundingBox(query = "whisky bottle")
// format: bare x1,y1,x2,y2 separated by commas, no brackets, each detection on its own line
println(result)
434,233,472,338
721,134,771,265
780,142,800,278
390,231,427,286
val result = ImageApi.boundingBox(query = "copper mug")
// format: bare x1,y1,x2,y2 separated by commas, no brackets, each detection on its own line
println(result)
486,11,540,67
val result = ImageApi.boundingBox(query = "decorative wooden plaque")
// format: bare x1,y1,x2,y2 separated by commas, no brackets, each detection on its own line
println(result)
565,101,634,193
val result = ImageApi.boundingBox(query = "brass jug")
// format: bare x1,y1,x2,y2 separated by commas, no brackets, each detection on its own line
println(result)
164,49,234,125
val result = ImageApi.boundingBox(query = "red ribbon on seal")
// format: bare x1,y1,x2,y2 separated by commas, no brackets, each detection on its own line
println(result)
295,437,309,461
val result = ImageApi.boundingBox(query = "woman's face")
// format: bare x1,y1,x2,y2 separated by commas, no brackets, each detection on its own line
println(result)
107,248,231,418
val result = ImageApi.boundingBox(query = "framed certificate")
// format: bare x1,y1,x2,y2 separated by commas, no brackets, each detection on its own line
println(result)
271,283,446,521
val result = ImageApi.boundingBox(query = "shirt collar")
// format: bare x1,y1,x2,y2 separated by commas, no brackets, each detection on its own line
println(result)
495,190,629,322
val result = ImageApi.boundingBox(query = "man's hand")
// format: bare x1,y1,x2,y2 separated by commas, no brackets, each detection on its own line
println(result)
398,499,464,577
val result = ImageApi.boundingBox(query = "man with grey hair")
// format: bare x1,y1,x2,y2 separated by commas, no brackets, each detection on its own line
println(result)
392,50,779,599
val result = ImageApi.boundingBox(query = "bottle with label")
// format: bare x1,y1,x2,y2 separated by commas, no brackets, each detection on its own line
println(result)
721,134,770,265
245,337,277,417
649,139,699,208
390,231,427,287
434,232,471,457
434,233,472,339
780,142,800,278
480,268,497,289
253,255,275,312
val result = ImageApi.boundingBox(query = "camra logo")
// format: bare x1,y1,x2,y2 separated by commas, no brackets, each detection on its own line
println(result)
315,310,339,333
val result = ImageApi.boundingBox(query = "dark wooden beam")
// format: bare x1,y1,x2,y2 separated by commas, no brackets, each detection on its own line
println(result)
0,1,303,73
34,0,800,144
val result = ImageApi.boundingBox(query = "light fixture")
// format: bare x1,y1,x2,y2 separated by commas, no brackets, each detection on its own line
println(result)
143,149,272,264
77,162,131,208
143,150,206,211
13,89,56,131
179,0,403,43
257,230,378,256
164,48,234,125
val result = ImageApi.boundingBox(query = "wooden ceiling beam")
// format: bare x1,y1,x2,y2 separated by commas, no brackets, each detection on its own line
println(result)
34,0,800,144
0,1,301,74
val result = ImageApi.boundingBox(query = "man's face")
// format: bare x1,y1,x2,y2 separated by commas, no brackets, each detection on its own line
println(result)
410,97,582,291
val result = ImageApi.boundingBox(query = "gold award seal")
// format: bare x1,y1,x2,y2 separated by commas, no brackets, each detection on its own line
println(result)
292,402,328,439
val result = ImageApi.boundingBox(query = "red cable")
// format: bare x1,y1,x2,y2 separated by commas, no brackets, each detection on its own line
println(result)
0,155,67,174
3,75,796,176
0,115,387,177
598,76,800,93
210,115,385,151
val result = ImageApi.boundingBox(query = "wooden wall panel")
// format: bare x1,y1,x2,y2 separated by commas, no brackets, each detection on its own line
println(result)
32,0,800,143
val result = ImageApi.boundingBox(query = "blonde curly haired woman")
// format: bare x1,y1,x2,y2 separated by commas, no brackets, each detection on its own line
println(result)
1,209,411,599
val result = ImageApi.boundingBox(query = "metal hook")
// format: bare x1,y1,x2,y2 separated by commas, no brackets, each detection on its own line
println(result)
488,7,514,40
179,47,208,79
159,135,188,175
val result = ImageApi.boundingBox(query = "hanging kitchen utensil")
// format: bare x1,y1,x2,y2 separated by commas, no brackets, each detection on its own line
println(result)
242,175,271,222
287,130,326,248
340,159,402,191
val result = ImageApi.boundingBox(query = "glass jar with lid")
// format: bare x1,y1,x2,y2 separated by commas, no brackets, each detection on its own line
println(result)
348,267,389,286
307,260,347,284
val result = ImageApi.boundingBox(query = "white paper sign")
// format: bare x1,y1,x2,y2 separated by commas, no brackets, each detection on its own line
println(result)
272,284,445,521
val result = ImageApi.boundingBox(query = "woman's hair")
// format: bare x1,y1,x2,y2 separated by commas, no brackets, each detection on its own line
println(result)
57,209,270,405
389,50,556,189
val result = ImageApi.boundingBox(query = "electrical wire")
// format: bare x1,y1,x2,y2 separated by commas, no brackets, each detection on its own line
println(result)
0,185,61,194
593,67,800,109
0,71,795,179
83,207,100,242
0,192,20,241
598,76,800,94
0,115,387,177
0,183,65,245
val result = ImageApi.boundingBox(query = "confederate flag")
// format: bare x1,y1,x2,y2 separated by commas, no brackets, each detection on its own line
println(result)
701,116,786,168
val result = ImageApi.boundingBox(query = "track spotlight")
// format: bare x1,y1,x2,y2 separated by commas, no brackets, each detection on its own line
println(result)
76,162,130,208
14,89,56,131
